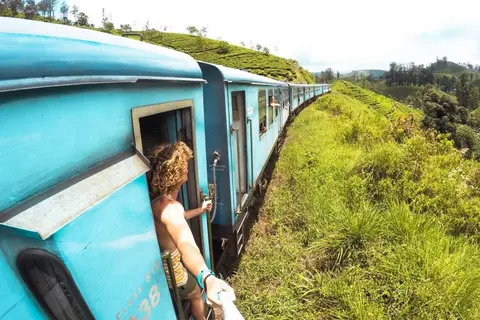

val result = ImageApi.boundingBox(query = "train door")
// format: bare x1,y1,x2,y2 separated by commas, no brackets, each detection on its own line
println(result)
132,101,204,319
230,91,248,214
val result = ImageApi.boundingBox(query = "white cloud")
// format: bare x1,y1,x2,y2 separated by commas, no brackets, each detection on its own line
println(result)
67,0,480,73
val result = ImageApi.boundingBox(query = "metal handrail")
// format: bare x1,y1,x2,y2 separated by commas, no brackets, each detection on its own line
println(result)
247,119,254,191
121,32,144,41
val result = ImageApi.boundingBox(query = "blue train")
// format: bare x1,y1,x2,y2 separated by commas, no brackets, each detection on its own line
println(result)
0,17,330,320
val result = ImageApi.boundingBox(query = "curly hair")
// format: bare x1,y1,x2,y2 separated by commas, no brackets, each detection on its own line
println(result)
147,142,193,198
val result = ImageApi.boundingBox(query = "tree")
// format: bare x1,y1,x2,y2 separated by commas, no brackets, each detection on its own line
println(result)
103,21,114,33
468,107,480,131
77,12,89,26
46,0,58,20
8,0,24,16
37,0,49,18
240,41,245,46
457,73,478,109
186,25,199,36
256,44,262,51
337,71,340,80
120,24,132,32
262,47,270,55
71,4,78,24
200,26,208,37
217,40,230,54
324,68,334,82
101,8,114,33
24,0,38,19
454,125,480,158
60,1,69,23
144,20,150,31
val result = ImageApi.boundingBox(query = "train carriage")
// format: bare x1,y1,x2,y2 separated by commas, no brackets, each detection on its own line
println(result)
0,18,212,320
198,62,288,266
0,17,332,320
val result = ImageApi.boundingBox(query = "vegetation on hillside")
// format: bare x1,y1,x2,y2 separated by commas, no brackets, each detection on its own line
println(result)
142,30,314,83
0,1,314,83
232,81,480,319
343,57,480,159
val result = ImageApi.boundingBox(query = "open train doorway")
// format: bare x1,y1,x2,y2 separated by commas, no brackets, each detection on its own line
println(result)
230,91,248,214
131,100,203,319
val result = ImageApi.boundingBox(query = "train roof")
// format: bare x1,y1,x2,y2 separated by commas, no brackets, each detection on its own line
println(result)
0,17,204,92
198,61,287,86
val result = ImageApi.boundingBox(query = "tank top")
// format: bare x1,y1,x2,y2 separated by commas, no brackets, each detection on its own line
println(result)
162,248,188,287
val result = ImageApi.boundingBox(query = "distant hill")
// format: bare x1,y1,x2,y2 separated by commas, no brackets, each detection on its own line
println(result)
433,61,468,75
342,69,386,78
139,31,314,83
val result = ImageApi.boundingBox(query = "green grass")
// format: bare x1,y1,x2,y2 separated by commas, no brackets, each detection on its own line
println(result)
231,81,480,319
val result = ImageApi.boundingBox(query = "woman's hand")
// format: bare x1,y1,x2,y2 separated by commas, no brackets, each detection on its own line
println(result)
201,200,213,212
205,276,235,305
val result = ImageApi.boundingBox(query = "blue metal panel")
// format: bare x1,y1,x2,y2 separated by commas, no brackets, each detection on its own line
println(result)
53,176,176,320
198,63,232,228
0,80,212,318
0,83,202,212
0,177,177,320
0,18,202,86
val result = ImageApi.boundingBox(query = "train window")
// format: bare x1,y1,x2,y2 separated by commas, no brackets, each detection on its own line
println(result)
274,89,280,119
17,249,94,320
258,89,267,136
268,89,274,127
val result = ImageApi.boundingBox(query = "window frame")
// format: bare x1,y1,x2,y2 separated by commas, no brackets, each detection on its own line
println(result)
268,89,274,128
258,89,267,138
274,89,280,120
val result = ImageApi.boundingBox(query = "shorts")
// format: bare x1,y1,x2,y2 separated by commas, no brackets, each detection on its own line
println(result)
177,272,198,299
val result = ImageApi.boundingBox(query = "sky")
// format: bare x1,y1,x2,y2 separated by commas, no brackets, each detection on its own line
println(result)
66,0,480,73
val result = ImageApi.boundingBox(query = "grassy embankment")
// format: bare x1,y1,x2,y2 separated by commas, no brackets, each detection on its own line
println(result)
231,81,480,319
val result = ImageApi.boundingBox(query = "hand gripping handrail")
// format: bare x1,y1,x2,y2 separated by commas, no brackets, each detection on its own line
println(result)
218,291,245,320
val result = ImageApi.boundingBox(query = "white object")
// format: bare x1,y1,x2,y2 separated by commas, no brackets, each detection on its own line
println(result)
218,291,245,320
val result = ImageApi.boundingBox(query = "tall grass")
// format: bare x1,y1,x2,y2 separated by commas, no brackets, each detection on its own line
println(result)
231,81,480,319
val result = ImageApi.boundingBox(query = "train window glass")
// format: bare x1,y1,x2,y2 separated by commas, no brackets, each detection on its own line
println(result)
274,89,281,119
17,249,94,320
258,89,267,136
268,89,274,127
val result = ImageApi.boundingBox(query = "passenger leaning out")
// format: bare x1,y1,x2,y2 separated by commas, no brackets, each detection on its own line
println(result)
147,142,234,320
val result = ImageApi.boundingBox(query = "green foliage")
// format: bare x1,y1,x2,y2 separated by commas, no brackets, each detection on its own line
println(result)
315,68,335,83
216,40,230,54
76,12,88,26
371,82,423,102
231,82,480,319
120,24,132,32
186,25,200,36
457,73,479,109
455,125,480,158
468,107,480,130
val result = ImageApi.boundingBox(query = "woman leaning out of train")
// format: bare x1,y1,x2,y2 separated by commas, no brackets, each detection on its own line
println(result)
147,142,235,320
